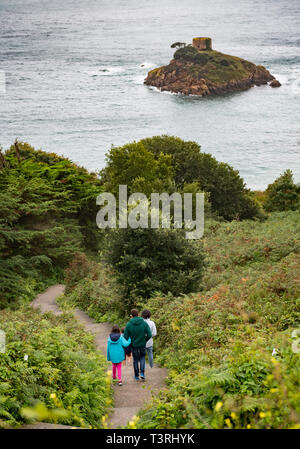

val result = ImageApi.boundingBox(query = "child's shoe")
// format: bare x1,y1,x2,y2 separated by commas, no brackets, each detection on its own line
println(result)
118,381,123,386
134,376,139,381
140,373,145,381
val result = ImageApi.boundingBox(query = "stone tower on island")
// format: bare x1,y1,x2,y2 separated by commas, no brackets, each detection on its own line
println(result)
192,37,212,51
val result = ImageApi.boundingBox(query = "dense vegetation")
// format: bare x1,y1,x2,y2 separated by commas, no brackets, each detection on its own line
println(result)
101,135,263,221
65,211,300,429
0,306,111,428
105,227,205,307
173,46,256,84
0,142,102,308
1,137,299,429
0,143,111,429
264,169,300,212
136,211,300,428
63,137,299,429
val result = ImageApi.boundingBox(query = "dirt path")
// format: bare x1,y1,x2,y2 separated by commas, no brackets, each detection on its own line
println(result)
27,284,167,429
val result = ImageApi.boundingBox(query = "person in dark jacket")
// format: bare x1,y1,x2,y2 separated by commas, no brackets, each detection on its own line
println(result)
124,309,152,380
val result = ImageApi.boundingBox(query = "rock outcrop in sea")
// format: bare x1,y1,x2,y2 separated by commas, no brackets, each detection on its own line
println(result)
144,37,281,96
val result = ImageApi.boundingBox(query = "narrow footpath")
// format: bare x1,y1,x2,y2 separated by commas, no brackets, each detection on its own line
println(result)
22,285,167,429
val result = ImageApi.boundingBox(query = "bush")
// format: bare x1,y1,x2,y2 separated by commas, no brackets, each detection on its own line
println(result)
101,135,266,221
63,263,124,323
141,136,263,220
264,170,300,212
136,211,300,429
0,142,103,306
141,135,203,187
100,141,174,197
173,46,209,65
0,307,111,428
65,252,95,295
105,227,205,309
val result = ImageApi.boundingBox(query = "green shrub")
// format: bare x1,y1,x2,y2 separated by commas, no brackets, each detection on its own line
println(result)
0,307,111,428
63,261,124,323
264,169,300,212
138,342,300,429
105,227,205,309
0,142,103,306
102,135,262,220
136,211,300,429
100,140,174,197
173,46,209,65
65,252,96,295
141,136,264,220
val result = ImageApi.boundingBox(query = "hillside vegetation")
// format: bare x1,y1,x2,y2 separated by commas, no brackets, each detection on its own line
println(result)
1,137,299,429
0,143,111,429
0,306,111,428
137,211,300,428
63,211,300,429
173,48,255,84
0,142,102,308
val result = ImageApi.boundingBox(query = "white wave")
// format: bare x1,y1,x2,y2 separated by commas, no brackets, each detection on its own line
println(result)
147,85,202,97
271,73,288,84
147,85,180,96
132,74,146,85
272,71,300,94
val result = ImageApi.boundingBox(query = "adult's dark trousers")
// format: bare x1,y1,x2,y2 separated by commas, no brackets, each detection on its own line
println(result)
132,347,146,377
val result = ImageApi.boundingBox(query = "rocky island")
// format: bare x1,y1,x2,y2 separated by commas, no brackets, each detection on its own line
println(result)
144,37,281,96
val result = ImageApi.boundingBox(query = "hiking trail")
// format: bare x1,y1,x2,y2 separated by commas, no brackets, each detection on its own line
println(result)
22,284,167,429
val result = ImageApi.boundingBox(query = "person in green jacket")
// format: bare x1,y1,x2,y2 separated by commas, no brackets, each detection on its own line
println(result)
124,309,152,381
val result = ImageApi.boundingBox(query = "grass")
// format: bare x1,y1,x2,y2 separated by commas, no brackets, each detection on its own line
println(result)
60,211,300,428
194,50,255,84
137,211,300,428
150,48,257,85
0,306,112,428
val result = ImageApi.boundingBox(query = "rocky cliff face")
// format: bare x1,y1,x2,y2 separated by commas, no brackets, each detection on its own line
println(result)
144,49,280,96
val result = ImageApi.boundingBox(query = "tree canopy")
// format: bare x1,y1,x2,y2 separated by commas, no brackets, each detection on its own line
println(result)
102,135,263,220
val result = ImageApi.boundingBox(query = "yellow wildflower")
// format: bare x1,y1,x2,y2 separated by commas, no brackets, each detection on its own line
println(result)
259,412,266,418
215,401,223,412
225,418,232,428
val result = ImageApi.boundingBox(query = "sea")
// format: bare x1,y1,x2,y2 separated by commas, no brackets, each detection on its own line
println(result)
0,0,299,190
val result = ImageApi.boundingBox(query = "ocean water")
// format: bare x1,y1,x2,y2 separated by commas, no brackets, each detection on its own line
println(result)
0,0,299,190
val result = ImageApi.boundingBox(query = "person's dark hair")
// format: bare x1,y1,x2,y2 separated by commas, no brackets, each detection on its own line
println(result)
141,309,151,319
121,327,125,333
131,309,139,317
111,324,120,333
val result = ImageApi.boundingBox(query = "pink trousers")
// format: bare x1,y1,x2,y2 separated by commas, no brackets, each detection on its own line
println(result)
112,362,122,381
